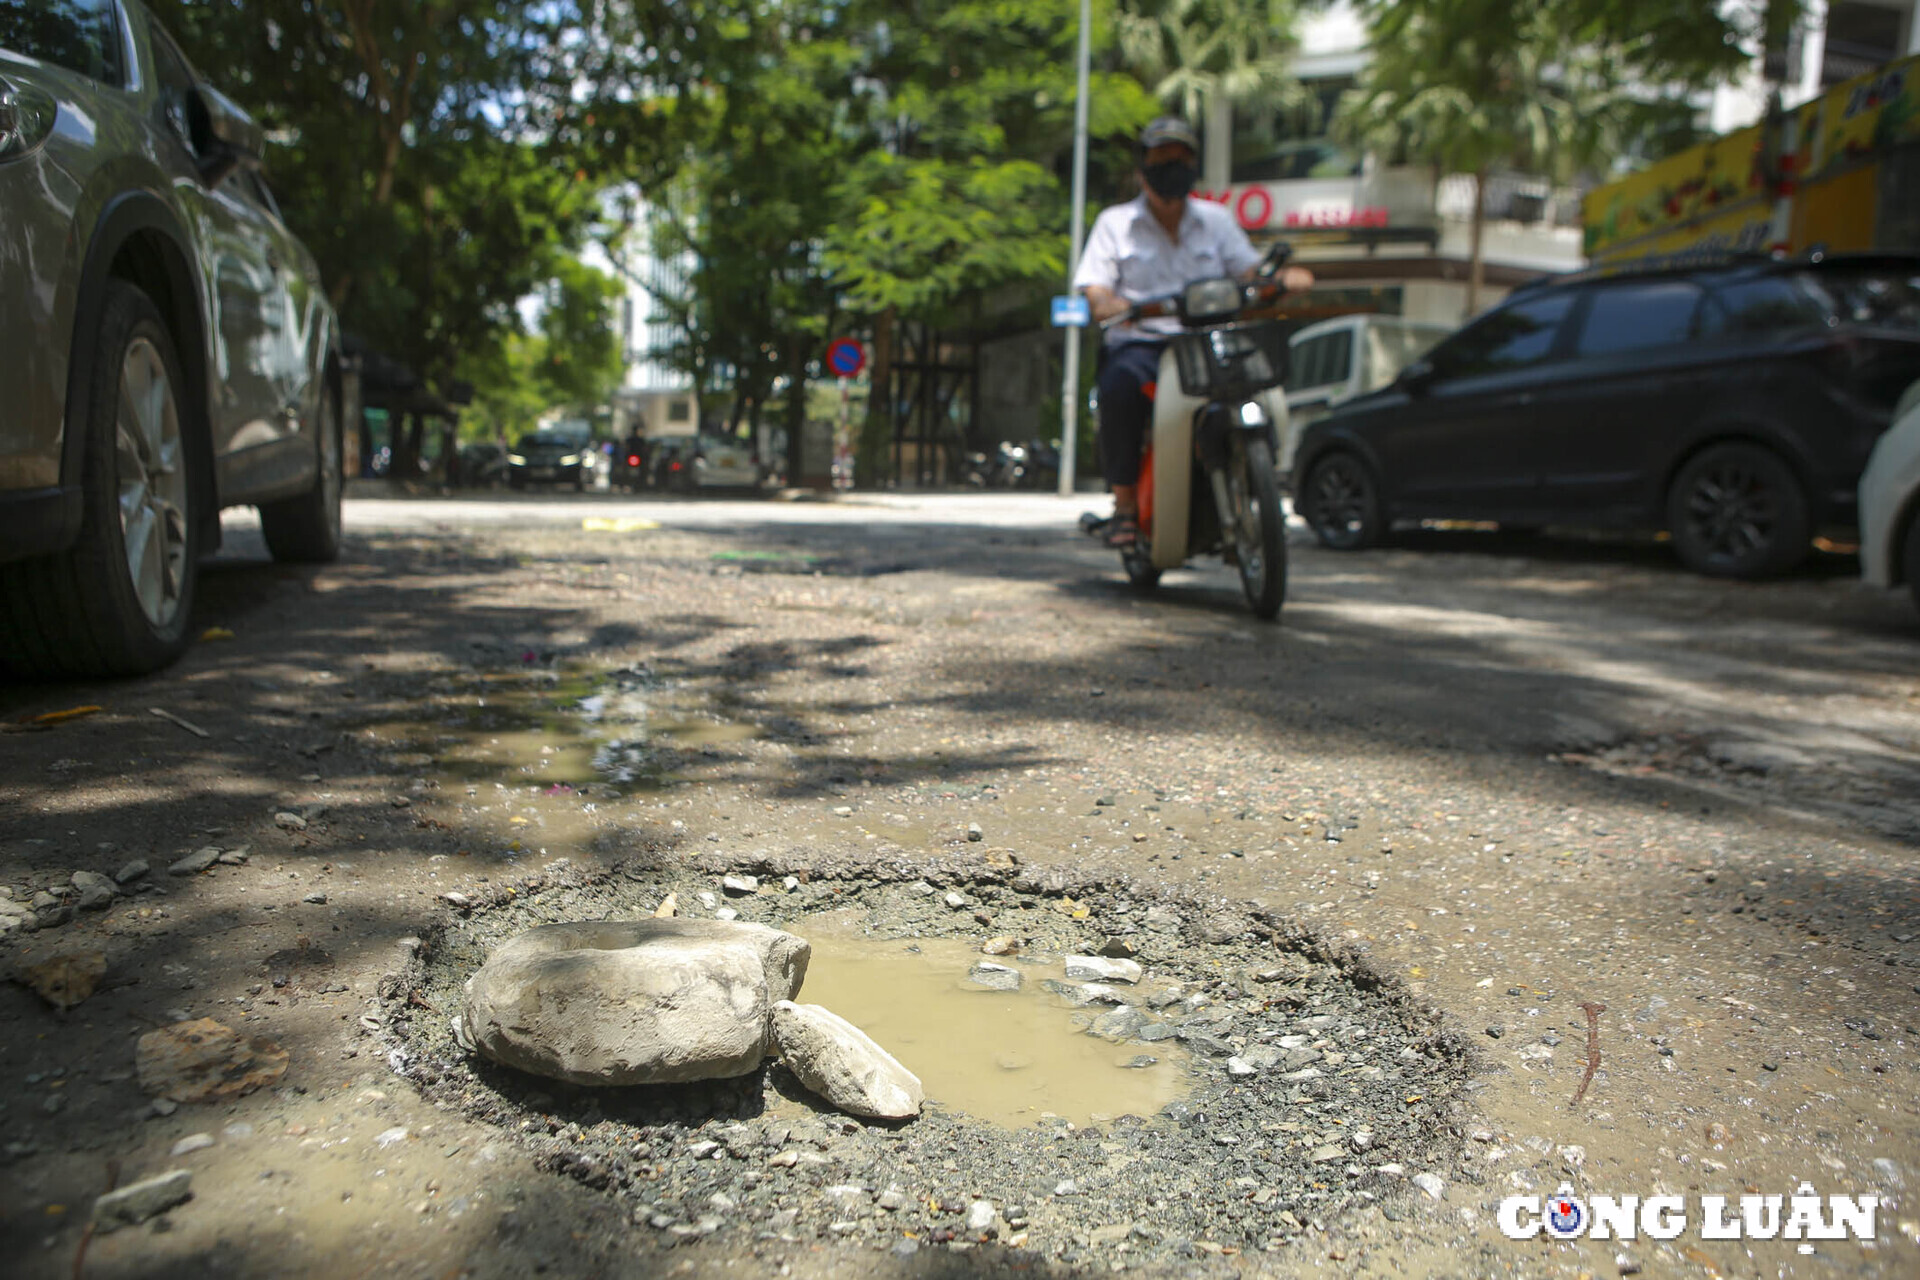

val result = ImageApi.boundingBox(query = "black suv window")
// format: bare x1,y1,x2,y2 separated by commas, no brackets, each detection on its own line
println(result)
0,0,124,85
1433,292,1575,377
1817,267,1920,331
1573,281,1703,355
1699,274,1831,337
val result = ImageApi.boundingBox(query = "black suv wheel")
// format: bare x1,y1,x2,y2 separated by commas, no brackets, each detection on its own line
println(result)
1667,443,1810,578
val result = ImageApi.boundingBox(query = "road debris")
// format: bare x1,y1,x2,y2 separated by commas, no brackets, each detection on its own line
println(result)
149,707,210,738
1571,1001,1607,1109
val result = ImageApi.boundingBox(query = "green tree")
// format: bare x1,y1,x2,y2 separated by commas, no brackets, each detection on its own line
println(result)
1113,0,1303,187
1336,0,1751,313
155,0,691,392
533,257,626,415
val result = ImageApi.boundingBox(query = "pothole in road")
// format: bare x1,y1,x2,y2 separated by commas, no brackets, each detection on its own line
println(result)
383,855,1473,1262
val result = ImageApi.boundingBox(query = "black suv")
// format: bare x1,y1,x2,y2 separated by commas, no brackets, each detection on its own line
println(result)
1292,253,1920,577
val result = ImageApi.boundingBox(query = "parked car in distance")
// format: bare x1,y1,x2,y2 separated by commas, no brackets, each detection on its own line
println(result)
508,429,593,491
1285,314,1451,439
0,0,343,678
1860,379,1920,611
1292,252,1920,578
456,441,509,489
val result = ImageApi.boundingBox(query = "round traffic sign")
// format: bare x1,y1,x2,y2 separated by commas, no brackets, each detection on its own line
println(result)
826,337,866,379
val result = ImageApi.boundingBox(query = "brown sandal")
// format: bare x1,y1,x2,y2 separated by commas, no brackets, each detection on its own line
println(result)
1104,516,1140,548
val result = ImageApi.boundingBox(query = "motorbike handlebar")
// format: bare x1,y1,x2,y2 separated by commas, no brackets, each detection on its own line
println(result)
1098,272,1298,332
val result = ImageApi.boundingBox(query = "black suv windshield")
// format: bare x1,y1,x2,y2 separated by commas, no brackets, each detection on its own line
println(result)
0,0,124,85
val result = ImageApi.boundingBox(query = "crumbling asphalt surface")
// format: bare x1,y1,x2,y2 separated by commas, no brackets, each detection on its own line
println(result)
0,487,1916,1280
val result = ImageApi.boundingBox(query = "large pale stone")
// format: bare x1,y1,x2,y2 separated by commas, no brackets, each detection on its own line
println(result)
463,920,810,1085
770,1000,923,1120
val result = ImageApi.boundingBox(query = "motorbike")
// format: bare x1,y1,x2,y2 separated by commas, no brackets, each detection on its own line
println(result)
1088,241,1299,619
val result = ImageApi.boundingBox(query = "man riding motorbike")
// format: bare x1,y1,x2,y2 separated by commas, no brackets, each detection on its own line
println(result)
1073,117,1313,547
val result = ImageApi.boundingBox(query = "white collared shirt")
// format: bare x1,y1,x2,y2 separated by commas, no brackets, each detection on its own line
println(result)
1072,194,1262,345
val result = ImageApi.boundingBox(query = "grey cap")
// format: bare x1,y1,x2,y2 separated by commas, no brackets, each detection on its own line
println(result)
1137,116,1199,157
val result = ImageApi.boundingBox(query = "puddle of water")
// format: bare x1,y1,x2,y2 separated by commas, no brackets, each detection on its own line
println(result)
361,669,760,791
793,929,1189,1129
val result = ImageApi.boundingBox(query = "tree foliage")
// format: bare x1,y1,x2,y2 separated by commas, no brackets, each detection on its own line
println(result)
1113,0,1302,131
1336,0,1754,310
154,0,690,391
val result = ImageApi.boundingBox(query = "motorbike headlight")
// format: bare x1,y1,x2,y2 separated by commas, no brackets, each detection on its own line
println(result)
1182,276,1245,323
1239,399,1269,427
506,453,527,465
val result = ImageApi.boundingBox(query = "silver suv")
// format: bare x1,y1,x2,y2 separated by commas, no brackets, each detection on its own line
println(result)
0,0,342,677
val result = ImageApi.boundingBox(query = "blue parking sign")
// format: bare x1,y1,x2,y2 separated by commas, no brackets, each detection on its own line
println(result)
1051,295,1090,327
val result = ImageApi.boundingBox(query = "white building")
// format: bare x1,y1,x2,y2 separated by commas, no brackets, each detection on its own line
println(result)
595,197,700,442
1710,0,1920,134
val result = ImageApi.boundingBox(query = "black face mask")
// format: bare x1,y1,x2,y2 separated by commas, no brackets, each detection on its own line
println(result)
1142,159,1198,200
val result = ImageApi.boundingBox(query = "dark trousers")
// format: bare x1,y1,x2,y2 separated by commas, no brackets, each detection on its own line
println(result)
1096,340,1167,488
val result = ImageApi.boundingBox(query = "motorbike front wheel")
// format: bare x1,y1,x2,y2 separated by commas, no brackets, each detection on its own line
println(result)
1223,433,1287,619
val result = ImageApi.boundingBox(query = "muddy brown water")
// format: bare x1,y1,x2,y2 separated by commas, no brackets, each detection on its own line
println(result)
794,929,1190,1128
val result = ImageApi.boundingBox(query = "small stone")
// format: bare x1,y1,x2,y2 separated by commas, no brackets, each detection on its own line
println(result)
274,812,308,831
114,860,150,885
169,1133,215,1157
966,824,983,842
825,1185,868,1211
1411,1173,1445,1200
149,1098,178,1118
441,892,472,910
1309,1145,1342,1162
1054,1180,1079,1196
831,806,853,816
76,884,115,912
1064,955,1142,985
686,1141,721,1160
770,1001,924,1119
302,893,327,905
967,962,1022,992
877,1185,908,1211
943,892,968,909
1761,1061,1779,1072
908,880,936,896
72,870,115,893
216,848,249,865
781,876,801,892
1485,1025,1505,1039
714,907,739,921
721,875,759,896
981,936,1020,956
92,1170,191,1231
168,848,222,876
1097,937,1139,959
966,1200,995,1234
1227,1057,1257,1077
1351,1130,1375,1152
374,1127,409,1149
1090,1006,1149,1042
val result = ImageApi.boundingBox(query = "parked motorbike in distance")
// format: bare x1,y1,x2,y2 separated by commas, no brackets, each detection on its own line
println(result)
1089,241,1300,619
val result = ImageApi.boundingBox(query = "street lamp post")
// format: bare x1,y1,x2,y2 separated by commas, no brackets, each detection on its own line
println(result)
1057,0,1092,498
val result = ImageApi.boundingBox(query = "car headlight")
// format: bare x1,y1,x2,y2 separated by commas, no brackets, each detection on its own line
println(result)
558,454,581,466
507,453,527,465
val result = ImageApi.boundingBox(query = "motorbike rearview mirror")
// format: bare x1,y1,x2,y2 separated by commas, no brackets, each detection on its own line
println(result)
1255,239,1294,279
1182,276,1245,324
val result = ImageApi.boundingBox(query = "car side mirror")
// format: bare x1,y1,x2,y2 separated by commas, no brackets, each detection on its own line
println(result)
1396,359,1436,393
188,83,264,187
